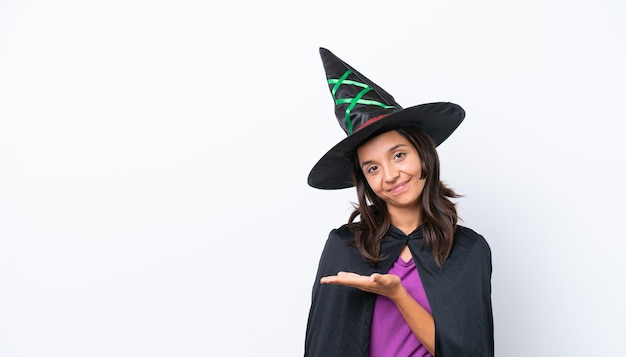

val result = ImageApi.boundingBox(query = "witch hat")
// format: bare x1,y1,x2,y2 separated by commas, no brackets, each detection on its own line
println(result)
307,47,465,190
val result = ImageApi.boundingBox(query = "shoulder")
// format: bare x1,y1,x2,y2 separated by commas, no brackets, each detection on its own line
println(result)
454,225,491,253
315,224,363,275
329,223,353,239
320,224,355,252
449,225,492,267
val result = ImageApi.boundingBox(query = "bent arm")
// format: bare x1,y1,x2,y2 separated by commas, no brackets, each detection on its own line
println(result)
321,271,435,355
389,285,435,355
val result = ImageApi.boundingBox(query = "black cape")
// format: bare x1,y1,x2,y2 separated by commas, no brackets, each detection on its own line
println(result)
304,224,494,356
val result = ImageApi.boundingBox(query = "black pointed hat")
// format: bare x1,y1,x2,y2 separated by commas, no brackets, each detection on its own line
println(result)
307,47,465,190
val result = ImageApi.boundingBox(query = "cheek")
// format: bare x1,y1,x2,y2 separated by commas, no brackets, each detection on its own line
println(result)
411,163,424,178
365,176,381,192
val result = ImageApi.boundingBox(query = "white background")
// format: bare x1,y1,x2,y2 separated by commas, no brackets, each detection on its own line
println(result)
1,0,625,356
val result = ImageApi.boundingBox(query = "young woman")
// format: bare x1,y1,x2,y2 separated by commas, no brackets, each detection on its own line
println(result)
304,48,494,357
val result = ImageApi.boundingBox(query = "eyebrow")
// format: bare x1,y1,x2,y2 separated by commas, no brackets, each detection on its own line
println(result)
360,144,408,168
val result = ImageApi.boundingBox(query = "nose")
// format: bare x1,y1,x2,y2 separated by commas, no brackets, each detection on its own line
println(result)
383,164,400,183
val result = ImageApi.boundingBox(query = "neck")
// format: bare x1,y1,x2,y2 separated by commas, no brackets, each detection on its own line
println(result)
388,205,423,235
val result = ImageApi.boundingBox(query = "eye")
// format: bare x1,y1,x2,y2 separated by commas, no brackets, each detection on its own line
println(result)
394,152,406,160
366,165,378,174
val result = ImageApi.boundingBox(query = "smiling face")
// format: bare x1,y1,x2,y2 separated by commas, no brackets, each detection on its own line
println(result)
356,130,426,215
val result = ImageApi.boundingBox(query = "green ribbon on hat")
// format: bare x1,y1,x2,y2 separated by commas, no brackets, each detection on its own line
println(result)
328,70,396,134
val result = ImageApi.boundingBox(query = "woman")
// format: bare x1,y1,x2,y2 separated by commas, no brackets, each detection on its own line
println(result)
304,48,494,357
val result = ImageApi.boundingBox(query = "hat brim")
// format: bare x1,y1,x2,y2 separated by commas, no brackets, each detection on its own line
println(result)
307,102,465,190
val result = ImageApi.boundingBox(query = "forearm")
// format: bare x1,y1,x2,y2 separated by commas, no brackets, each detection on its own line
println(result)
391,287,436,355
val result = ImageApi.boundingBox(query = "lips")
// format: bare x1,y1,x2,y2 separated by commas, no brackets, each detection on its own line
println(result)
388,180,409,195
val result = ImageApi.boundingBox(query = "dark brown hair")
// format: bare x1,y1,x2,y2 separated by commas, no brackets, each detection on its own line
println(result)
347,126,461,267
